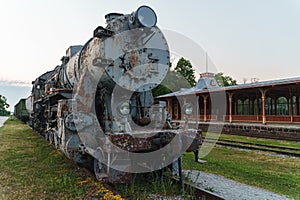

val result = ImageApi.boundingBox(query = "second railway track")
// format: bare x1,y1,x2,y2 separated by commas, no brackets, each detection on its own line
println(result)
204,138,300,157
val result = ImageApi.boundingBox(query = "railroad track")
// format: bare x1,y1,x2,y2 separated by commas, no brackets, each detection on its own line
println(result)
171,176,224,200
204,138,300,157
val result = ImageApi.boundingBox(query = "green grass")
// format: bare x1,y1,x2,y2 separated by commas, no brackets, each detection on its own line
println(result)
0,117,186,200
3,118,299,199
0,117,118,199
183,144,300,199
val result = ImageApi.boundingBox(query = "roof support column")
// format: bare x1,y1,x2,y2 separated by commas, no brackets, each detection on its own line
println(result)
203,95,207,122
167,99,172,119
235,99,239,115
260,89,267,125
274,97,278,115
228,93,233,123
290,93,293,123
256,94,259,121
251,98,255,115
196,95,199,127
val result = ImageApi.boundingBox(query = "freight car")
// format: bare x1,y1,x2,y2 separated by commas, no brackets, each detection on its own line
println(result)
25,5,200,184
14,99,29,123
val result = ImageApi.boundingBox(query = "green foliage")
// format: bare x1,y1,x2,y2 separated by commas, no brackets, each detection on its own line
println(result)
215,72,237,86
0,94,9,116
152,58,196,97
152,70,191,97
175,58,196,87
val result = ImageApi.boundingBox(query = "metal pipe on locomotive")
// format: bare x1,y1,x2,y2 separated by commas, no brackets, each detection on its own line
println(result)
26,6,201,183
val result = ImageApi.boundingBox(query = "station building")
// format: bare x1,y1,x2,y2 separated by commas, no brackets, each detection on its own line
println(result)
156,73,300,141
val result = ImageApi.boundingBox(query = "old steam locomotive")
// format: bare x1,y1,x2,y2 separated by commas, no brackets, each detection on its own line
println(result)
27,5,200,183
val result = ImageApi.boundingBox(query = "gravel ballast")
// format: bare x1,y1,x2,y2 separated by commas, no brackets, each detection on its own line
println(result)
184,170,291,200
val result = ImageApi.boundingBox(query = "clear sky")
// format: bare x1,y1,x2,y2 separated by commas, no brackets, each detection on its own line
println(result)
0,0,300,110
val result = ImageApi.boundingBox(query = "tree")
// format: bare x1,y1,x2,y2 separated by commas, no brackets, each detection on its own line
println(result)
152,58,197,97
0,95,9,116
175,58,196,87
215,72,237,86
152,69,191,97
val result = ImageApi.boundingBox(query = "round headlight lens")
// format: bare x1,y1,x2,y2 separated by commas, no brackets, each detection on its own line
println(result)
119,102,130,116
136,6,157,27
183,103,194,116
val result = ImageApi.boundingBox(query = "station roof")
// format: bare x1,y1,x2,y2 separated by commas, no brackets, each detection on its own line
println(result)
157,76,300,99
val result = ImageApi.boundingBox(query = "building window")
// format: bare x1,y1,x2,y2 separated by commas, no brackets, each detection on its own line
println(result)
265,97,276,115
254,98,262,115
292,96,296,115
277,97,288,115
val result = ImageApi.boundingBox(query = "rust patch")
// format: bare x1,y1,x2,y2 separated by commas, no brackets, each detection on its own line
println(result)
128,50,139,67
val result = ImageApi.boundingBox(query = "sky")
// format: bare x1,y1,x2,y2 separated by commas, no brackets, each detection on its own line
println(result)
0,0,300,111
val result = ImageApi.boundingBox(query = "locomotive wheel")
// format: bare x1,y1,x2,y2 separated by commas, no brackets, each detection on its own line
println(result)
94,159,108,181
49,132,54,145
45,131,49,141
53,134,59,149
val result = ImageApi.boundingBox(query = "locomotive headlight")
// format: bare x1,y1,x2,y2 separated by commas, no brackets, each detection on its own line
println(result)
137,6,157,27
130,5,157,28
183,103,194,116
118,102,130,116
